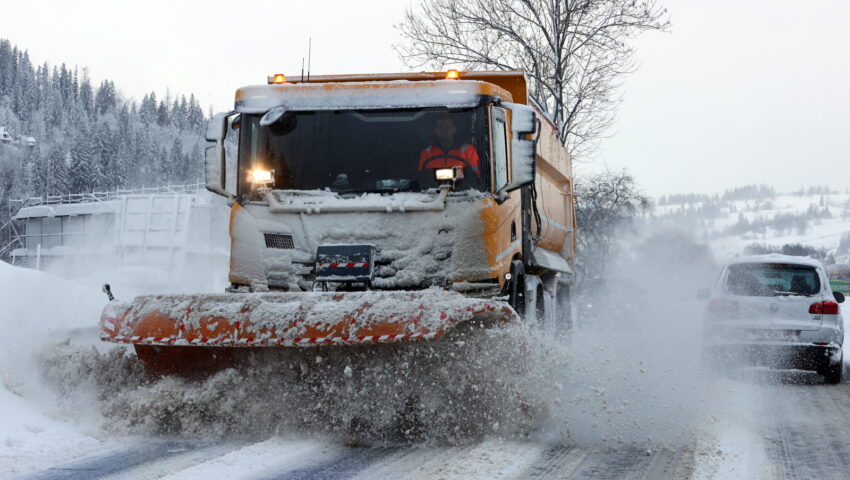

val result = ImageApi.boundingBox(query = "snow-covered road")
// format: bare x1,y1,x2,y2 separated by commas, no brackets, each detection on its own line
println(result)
13,369,850,480
5,240,850,479
15,437,692,479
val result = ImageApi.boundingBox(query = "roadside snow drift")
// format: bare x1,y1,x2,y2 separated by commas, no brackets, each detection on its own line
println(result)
0,262,111,476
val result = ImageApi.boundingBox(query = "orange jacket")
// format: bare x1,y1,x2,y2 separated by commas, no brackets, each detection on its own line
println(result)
419,143,481,175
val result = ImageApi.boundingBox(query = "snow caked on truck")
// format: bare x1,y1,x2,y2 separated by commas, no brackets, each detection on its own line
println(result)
99,70,576,375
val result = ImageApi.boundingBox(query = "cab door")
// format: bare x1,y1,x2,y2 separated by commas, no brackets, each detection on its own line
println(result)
481,105,521,285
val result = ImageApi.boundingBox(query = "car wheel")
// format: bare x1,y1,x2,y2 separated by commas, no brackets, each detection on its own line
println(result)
824,353,844,385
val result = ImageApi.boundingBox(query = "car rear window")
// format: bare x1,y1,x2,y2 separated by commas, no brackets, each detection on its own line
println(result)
725,263,821,297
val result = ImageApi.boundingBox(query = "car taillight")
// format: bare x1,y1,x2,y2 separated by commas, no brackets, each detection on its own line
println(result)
810,301,840,315
709,298,739,317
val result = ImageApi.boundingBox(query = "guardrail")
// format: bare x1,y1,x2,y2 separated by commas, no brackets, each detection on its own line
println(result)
8,182,206,208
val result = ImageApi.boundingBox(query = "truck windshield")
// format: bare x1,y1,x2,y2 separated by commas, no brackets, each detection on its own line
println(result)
238,107,489,195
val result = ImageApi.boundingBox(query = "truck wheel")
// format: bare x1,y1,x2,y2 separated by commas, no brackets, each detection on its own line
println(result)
824,353,844,384
535,284,546,324
508,260,527,319
556,284,573,331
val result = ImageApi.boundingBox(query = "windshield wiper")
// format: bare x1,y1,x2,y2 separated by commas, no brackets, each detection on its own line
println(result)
772,290,805,296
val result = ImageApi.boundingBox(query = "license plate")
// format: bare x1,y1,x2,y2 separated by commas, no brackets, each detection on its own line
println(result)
315,244,376,282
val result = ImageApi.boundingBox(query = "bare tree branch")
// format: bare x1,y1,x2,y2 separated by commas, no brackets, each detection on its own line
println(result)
396,0,669,160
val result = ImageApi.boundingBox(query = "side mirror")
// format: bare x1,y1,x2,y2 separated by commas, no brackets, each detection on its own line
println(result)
206,111,229,142
500,103,538,194
834,291,846,304
205,112,235,199
697,288,711,300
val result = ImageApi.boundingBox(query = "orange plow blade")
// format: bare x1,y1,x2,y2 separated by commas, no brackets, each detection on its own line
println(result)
100,289,517,349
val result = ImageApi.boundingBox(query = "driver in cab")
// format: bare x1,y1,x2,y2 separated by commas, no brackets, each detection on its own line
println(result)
419,115,481,177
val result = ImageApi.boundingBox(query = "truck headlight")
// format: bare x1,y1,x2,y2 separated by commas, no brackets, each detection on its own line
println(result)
434,166,463,182
250,169,274,184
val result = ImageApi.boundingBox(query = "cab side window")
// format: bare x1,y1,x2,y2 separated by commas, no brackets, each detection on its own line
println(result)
491,107,508,191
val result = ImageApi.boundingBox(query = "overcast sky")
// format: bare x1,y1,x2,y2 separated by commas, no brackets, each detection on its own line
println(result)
1,0,848,197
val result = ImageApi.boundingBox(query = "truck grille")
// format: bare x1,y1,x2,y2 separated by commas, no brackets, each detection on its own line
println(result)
264,233,295,249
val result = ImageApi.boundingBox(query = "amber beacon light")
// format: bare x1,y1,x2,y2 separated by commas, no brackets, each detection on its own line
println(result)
446,69,460,80
268,73,287,85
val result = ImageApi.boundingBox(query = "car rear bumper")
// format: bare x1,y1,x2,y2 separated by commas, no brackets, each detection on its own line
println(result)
704,343,841,371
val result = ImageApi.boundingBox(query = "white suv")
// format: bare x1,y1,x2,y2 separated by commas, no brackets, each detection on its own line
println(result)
702,254,845,383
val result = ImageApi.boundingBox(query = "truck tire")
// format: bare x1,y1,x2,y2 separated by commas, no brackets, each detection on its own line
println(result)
508,260,527,319
535,284,546,324
556,284,573,331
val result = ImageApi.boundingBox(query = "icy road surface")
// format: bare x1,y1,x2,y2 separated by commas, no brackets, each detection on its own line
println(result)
10,369,850,479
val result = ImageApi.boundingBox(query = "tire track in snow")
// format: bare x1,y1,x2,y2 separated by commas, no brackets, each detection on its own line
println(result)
15,440,214,480
690,374,768,480
525,445,693,480
356,441,544,480
520,445,587,478
345,442,694,480
157,438,339,480
759,372,850,480
264,446,399,480
817,380,850,475
696,369,850,480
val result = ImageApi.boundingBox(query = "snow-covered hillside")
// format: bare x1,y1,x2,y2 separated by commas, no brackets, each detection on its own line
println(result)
652,186,850,263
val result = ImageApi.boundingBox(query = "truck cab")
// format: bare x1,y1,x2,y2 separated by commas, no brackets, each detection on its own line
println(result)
206,70,575,320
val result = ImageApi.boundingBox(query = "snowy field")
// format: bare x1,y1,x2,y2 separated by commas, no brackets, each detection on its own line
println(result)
653,189,850,263
3,212,850,478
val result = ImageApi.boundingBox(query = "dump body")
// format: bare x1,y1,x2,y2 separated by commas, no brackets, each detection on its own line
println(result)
100,71,576,375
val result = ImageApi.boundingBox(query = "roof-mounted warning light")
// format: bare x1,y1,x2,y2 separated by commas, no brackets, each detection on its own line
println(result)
267,74,287,85
446,69,460,80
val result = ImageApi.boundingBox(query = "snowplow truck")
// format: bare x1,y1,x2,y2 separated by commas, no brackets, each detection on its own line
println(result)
100,70,576,375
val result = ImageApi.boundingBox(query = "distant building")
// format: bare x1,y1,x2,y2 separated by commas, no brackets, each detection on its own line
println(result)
17,135,36,148
0,127,36,148
0,126,12,144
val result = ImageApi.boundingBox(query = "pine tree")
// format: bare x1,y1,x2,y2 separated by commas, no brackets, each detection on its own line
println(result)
45,145,68,196
0,37,208,205
69,128,97,193
95,122,118,189
156,99,169,126
0,40,13,96
140,91,157,124
79,70,94,117
169,137,184,182
95,80,116,114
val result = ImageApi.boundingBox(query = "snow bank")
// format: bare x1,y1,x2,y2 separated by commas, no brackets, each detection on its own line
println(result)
0,259,227,476
0,260,104,333
0,261,110,476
